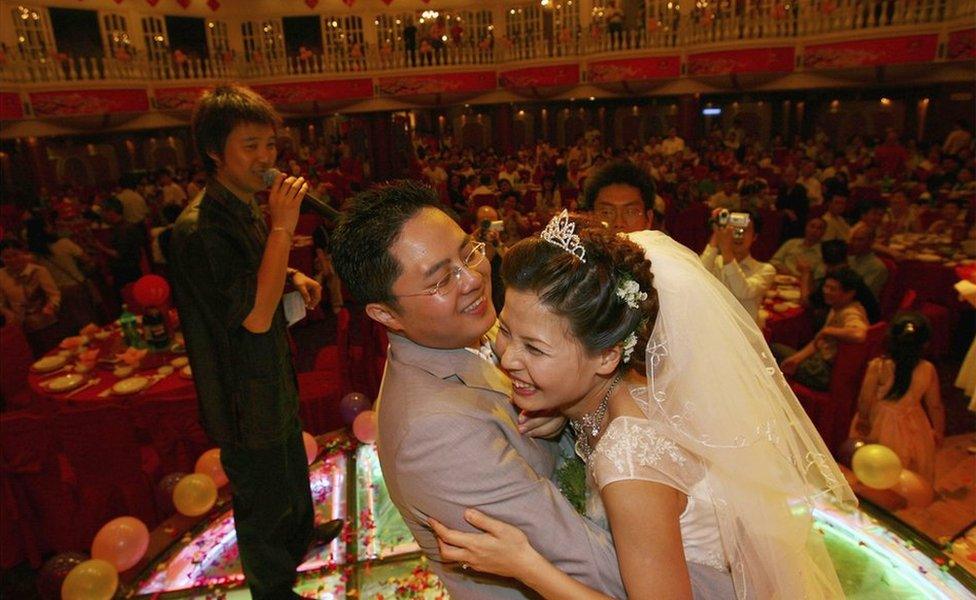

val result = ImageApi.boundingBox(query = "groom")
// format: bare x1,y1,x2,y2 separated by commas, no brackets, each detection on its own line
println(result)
331,181,624,599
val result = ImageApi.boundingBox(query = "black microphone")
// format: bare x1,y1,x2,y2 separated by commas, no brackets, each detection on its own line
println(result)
261,168,342,220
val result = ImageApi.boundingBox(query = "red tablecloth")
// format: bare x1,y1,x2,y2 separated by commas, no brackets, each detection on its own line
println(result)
763,304,814,349
28,332,195,406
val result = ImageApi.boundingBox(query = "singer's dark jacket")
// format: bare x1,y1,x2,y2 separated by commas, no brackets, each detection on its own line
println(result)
169,178,300,449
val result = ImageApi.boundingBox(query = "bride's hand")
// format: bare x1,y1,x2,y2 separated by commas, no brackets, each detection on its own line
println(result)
429,509,542,580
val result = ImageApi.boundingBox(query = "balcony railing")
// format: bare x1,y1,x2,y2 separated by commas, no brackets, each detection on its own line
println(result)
0,0,970,85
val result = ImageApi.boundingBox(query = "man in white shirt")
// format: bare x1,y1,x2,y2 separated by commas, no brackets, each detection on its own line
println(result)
799,161,823,206
497,158,522,187
701,209,776,323
943,119,972,157
159,171,188,208
770,217,826,278
116,175,149,225
822,193,851,242
660,128,685,155
708,179,741,211
422,159,448,187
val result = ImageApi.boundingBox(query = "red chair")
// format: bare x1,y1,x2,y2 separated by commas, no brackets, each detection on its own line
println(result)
668,203,710,254
752,208,784,262
130,396,212,476
877,257,901,319
0,411,76,566
297,308,350,434
789,322,887,455
0,323,35,410
53,404,159,548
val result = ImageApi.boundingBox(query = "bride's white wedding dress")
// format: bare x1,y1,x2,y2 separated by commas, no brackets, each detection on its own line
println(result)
585,386,735,598
580,230,857,599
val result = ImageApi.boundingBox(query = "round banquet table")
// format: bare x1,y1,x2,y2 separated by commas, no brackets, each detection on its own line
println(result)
28,329,196,407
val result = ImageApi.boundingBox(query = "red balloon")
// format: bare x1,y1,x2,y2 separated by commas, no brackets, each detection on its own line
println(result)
132,275,170,308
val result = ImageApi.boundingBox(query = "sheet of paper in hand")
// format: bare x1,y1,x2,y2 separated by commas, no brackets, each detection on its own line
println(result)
283,291,307,327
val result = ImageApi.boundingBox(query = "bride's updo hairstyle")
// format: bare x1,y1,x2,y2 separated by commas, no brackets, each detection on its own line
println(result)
501,216,658,373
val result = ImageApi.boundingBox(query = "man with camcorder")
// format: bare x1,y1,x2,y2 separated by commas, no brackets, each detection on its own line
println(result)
701,208,775,323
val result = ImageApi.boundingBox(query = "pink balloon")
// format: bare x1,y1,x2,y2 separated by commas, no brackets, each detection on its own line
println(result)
90,516,149,572
352,410,378,443
302,431,318,465
194,448,228,488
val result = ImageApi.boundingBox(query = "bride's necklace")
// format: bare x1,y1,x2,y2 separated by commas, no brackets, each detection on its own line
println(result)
570,373,621,460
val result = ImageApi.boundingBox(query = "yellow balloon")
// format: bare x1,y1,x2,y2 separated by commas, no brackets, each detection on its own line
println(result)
852,444,902,490
61,559,118,600
173,473,218,517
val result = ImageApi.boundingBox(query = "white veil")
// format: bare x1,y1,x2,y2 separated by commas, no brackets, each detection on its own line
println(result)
627,230,856,599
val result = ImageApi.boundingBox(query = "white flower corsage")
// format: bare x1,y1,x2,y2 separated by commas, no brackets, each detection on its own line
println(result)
616,279,647,309
621,332,638,364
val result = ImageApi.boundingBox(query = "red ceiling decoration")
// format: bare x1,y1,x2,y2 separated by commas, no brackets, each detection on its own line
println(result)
176,0,191,8
305,0,319,7
146,0,160,5
206,0,219,10
341,0,355,6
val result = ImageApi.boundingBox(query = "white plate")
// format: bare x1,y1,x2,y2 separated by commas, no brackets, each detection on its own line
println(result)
45,373,85,392
778,289,802,300
32,355,67,373
179,365,193,380
773,274,798,285
169,356,189,368
112,376,149,395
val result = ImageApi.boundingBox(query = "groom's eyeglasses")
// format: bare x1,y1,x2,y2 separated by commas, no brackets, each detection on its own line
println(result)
397,241,487,298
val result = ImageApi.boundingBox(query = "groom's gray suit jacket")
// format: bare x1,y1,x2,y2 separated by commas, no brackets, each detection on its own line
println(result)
375,331,625,599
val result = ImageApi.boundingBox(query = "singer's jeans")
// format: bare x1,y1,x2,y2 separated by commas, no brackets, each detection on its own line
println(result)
220,424,314,599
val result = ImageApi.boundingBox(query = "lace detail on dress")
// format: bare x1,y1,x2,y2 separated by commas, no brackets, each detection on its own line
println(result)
593,417,686,477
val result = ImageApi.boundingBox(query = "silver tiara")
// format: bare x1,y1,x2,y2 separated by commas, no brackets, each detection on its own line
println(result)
540,210,586,263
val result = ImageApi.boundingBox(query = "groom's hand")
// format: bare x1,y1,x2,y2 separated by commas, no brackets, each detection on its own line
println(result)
518,410,567,438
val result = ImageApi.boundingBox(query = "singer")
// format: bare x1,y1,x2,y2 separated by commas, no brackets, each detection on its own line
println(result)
169,84,342,600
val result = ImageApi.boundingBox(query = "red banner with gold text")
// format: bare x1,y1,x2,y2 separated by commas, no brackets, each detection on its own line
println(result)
251,79,374,103
947,28,975,61
804,34,938,69
498,64,579,89
587,56,680,83
30,89,149,117
688,47,794,75
377,71,496,97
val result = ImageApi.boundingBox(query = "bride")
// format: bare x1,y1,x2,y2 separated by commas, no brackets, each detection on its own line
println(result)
430,211,855,599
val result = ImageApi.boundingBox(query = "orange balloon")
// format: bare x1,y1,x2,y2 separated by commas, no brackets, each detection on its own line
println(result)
194,448,228,488
892,469,935,508
91,516,149,572
302,431,318,465
352,410,378,443
61,559,118,600
173,473,218,517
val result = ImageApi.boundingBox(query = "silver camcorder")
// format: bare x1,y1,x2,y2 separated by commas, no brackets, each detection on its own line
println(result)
715,209,751,239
